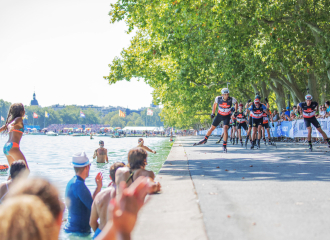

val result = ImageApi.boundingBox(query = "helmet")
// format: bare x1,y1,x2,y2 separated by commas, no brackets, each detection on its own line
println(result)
255,95,261,100
221,88,230,94
254,99,260,104
305,94,313,100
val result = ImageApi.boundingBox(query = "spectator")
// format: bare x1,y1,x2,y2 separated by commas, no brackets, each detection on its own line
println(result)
290,112,297,121
0,195,58,240
325,101,330,114
90,162,125,239
271,110,280,122
285,107,290,117
65,152,103,236
318,105,326,118
0,160,28,202
115,148,161,196
5,177,65,238
95,177,152,240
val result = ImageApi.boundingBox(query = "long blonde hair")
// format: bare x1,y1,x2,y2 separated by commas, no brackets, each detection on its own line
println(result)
0,195,57,240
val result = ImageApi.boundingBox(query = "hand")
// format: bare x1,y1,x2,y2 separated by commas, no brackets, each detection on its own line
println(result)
109,177,151,234
264,97,268,103
153,150,157,154
211,113,215,119
95,172,103,188
248,99,251,103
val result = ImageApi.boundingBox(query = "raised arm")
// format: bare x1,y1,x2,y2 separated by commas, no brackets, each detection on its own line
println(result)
141,146,156,154
0,125,6,133
106,149,109,163
93,149,98,159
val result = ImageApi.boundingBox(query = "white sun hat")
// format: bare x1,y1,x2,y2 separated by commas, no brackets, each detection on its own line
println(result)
71,151,92,167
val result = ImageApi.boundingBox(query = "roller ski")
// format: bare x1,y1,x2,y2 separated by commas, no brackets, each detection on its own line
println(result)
193,136,208,146
308,143,313,152
216,135,223,144
256,139,261,149
223,142,227,153
250,140,255,149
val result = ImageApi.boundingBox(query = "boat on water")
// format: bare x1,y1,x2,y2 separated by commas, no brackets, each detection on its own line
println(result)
72,133,85,137
46,131,58,136
28,128,44,135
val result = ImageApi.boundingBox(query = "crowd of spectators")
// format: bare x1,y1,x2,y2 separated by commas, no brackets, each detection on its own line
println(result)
46,124,111,133
269,101,330,123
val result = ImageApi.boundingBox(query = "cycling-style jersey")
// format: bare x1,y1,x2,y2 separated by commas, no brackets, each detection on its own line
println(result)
235,112,247,123
214,96,237,116
249,104,267,119
299,102,318,118
262,112,269,124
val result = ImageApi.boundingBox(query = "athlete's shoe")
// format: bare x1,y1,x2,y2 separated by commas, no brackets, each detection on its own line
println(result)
236,138,238,145
194,137,208,146
223,145,227,153
250,141,254,149
240,140,243,147
245,137,249,147
263,139,267,145
309,144,313,152
256,139,261,149
216,137,222,144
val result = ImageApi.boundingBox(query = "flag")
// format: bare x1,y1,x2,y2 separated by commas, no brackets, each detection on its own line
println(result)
33,112,38,119
147,108,153,116
1,116,4,121
45,111,49,118
119,110,126,117
80,111,85,118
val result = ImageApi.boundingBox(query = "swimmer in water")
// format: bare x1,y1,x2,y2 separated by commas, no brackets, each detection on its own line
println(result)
93,140,109,163
137,138,156,154
0,103,29,169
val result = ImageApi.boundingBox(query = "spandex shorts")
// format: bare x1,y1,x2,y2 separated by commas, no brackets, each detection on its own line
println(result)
237,122,248,131
232,120,237,127
212,114,231,127
304,116,320,128
249,117,252,128
252,118,263,127
262,122,270,129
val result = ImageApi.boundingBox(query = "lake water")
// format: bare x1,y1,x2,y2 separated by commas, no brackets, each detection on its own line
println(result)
0,135,172,240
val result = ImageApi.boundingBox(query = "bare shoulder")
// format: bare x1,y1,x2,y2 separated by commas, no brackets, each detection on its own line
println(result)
135,169,155,179
115,166,130,184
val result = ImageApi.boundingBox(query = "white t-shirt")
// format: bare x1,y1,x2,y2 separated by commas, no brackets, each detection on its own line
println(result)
214,96,237,104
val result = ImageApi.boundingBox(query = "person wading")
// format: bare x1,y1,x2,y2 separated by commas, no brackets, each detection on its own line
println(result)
93,140,108,163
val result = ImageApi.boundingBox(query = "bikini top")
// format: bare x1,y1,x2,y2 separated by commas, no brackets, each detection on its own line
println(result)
8,121,24,134
126,170,136,183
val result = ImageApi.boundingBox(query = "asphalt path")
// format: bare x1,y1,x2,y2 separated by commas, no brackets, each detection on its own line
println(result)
183,136,330,240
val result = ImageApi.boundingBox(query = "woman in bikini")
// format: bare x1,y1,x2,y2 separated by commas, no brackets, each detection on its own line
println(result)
0,103,29,168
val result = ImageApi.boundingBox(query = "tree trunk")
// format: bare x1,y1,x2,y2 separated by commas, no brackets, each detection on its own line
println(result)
269,81,286,111
291,92,299,106
261,81,270,99
308,71,319,103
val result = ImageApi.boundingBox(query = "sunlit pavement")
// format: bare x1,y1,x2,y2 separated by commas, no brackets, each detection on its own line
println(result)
132,136,330,240
182,136,330,240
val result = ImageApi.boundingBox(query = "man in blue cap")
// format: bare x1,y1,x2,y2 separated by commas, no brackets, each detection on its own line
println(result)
65,152,103,236
298,94,330,151
285,106,290,117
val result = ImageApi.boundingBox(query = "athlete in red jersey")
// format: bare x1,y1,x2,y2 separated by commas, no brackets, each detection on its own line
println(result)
194,88,238,153
297,94,330,151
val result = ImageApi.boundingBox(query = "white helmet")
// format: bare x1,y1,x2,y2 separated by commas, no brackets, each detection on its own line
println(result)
221,88,230,94
305,94,312,100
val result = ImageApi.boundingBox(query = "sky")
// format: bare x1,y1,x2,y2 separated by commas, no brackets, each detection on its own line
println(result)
0,0,154,110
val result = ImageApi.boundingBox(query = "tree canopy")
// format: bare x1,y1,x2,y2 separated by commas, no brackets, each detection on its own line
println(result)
104,0,330,128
